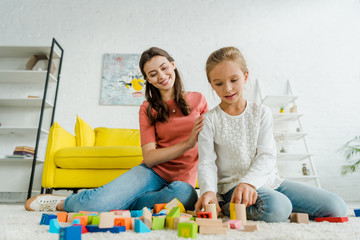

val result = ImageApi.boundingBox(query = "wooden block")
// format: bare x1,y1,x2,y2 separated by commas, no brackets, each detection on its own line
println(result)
354,209,360,217
166,217,175,229
140,207,152,229
205,203,217,219
72,224,88,233
114,217,131,230
91,216,100,225
66,213,76,223
243,224,258,232
227,220,242,229
165,198,186,213
86,225,125,233
111,210,131,217
178,222,198,239
315,217,349,223
152,216,166,230
186,210,197,217
198,212,212,218
290,213,309,224
73,215,88,226
99,212,115,228
59,225,82,240
131,209,143,217
230,203,247,225
71,219,81,225
154,203,167,213
195,218,223,227
199,225,228,235
57,212,68,223
167,207,181,218
49,219,61,234
134,219,151,233
40,213,57,225
173,217,192,230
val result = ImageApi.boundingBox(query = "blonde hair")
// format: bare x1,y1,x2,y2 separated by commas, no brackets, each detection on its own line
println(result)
205,46,248,82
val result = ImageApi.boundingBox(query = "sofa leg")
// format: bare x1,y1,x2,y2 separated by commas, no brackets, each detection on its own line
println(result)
45,188,53,194
73,189,78,194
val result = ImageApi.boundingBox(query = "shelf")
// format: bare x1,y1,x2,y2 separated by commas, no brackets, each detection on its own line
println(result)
277,153,313,161
0,157,44,163
0,46,60,58
0,70,57,83
281,176,319,181
273,113,303,121
274,132,308,141
0,98,53,108
262,95,298,106
0,127,49,135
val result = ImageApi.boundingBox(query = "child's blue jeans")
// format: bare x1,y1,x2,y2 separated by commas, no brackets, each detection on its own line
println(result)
221,180,347,222
63,163,198,212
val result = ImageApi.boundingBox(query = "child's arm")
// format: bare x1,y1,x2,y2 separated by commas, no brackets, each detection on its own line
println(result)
239,105,278,189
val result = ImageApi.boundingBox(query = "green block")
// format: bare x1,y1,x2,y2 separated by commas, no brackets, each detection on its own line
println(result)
152,217,166,230
178,222,198,239
166,217,174,229
73,213,85,218
91,216,100,225
167,207,180,218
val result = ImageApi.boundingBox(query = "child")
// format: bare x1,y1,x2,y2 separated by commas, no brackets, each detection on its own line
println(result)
25,47,207,212
195,46,347,222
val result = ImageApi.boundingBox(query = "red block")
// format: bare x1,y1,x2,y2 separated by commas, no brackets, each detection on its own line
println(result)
72,224,88,233
315,217,348,223
198,212,212,218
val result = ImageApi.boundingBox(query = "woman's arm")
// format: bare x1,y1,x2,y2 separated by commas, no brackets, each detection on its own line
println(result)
141,114,204,167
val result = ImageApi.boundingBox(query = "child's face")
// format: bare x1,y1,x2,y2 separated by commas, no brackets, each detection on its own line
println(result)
143,56,176,92
208,60,248,105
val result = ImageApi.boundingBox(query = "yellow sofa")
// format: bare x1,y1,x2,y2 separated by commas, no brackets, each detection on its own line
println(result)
41,116,143,192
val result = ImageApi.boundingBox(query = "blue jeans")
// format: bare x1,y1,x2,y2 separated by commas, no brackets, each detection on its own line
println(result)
221,180,347,222
63,164,198,212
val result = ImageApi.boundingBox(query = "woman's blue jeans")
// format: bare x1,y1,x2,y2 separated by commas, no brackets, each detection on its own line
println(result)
63,164,198,212
221,180,348,222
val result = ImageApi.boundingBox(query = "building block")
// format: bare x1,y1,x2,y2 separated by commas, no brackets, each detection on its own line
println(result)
195,218,223,227
230,203,247,225
86,225,126,233
167,207,181,218
57,212,68,223
72,224,88,233
165,198,186,213
152,216,166,230
198,212,212,218
99,212,115,228
178,222,198,239
140,207,152,229
71,219,81,225
199,225,228,235
67,213,76,223
131,209,143,218
79,211,98,215
134,219,151,233
243,224,258,232
315,217,349,223
40,213,57,225
59,225,82,240
49,219,61,234
73,215,88,226
114,217,131,230
154,203,167,213
91,216,100,225
87,214,97,224
173,217,191,230
157,209,169,215
226,220,242,229
205,203,217,219
290,213,309,224
166,217,175,229
186,210,197,217
354,209,360,217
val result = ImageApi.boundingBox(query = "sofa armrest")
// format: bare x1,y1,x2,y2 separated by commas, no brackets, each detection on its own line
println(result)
42,122,76,188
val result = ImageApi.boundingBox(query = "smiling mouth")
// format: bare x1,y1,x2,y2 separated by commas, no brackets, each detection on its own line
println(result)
224,93,236,99
159,78,170,86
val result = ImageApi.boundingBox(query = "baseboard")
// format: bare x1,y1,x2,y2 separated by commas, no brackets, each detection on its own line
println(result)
0,192,40,203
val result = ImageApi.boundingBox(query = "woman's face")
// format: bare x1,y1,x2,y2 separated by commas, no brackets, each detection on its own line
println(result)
143,56,176,93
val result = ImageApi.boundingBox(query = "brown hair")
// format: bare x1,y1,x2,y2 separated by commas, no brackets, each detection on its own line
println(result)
205,46,248,82
139,47,190,125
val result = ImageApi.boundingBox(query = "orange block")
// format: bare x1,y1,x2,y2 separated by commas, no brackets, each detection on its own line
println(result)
73,216,88,226
57,212,68,223
155,203,167,213
114,217,131,230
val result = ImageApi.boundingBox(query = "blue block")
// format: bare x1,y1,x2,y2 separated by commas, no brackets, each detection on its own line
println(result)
49,219,61,234
71,219,81,225
85,225,126,233
131,209,143,217
134,219,151,233
354,209,360,217
40,213,57,225
59,225,82,240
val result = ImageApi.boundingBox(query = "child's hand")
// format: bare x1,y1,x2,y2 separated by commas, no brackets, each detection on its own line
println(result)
230,183,258,207
185,114,204,149
195,191,221,215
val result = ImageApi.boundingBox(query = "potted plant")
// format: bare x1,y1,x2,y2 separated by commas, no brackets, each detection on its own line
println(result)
339,136,360,175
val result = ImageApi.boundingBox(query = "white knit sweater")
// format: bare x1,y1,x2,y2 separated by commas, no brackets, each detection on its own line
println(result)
197,102,283,196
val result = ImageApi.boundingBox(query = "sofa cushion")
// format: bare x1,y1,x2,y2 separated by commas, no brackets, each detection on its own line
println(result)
94,128,141,147
75,115,95,147
54,146,143,169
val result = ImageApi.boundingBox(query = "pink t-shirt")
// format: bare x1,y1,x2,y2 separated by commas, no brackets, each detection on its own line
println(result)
139,92,208,187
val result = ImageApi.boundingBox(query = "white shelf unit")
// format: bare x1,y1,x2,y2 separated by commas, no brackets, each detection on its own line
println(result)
0,38,64,200
256,80,321,188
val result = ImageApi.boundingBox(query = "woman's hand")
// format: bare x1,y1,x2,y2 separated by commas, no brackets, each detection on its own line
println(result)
230,183,258,207
185,114,205,149
195,191,221,215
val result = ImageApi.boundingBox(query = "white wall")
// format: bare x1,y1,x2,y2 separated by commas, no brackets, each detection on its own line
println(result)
1,0,359,201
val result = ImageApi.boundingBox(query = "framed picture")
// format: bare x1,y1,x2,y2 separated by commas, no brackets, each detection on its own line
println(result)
100,53,146,105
